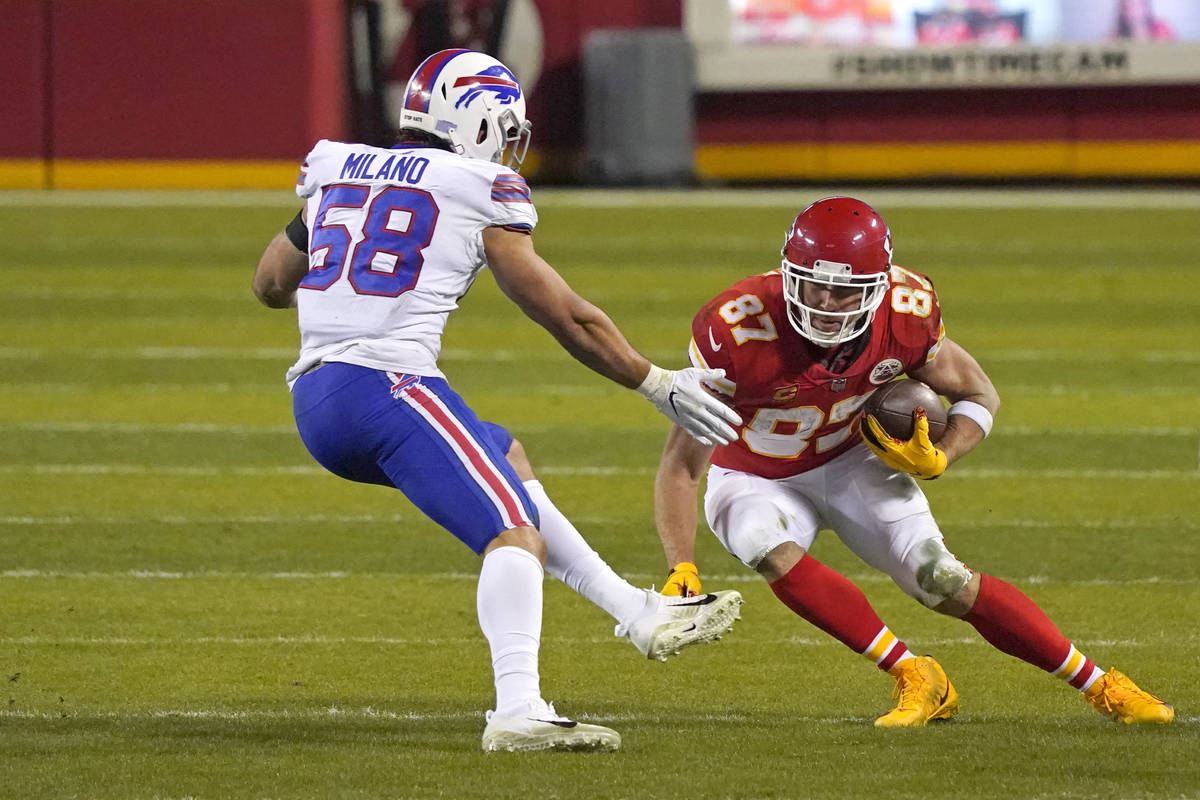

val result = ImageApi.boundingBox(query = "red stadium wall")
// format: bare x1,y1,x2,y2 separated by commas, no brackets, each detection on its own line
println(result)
1,0,347,189
694,83,1200,181
0,0,51,188
1,0,1197,187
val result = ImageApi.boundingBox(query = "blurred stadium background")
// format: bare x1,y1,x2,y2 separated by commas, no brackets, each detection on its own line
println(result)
3,0,1200,189
2,1,1198,797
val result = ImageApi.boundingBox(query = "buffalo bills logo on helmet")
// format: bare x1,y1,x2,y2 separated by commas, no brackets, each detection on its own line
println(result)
453,65,521,108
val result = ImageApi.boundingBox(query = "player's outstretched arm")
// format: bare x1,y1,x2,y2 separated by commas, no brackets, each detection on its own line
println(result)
252,210,310,309
907,336,1000,467
483,227,740,445
654,425,716,596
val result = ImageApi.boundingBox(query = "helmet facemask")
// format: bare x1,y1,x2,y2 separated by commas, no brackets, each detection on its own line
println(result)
436,99,531,170
781,257,889,348
494,108,531,171
778,196,895,348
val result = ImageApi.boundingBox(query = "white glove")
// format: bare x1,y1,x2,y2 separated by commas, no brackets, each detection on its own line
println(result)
637,364,741,446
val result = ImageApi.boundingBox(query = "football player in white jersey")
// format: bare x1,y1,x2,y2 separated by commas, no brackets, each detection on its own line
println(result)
252,49,744,752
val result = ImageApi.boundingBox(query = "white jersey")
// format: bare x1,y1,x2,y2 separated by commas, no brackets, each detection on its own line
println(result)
285,139,537,386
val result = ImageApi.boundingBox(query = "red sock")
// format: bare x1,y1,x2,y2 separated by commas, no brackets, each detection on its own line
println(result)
963,574,1099,689
770,555,912,672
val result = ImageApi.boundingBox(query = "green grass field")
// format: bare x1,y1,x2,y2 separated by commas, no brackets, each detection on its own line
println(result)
1,188,1197,798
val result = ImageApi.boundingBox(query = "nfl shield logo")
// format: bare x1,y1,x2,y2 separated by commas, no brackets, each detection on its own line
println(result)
831,378,847,392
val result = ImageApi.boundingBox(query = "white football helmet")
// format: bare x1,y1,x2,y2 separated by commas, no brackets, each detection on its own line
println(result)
398,49,532,172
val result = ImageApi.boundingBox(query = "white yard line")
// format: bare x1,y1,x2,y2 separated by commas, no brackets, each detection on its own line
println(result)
0,382,606,395
0,569,375,579
0,346,538,361
0,383,283,394
5,187,1200,209
999,426,1200,436
1,345,1196,365
0,635,476,646
0,190,298,208
0,464,330,476
975,350,1200,364
0,346,296,360
2,706,1193,727
0,513,407,525
2,421,1196,436
5,287,245,300
950,467,1199,480
2,514,1191,529
0,634,1155,648
2,381,1195,399
0,422,297,434
997,384,1197,398
0,569,1191,587
0,463,1195,479
0,706,484,722
534,187,1200,210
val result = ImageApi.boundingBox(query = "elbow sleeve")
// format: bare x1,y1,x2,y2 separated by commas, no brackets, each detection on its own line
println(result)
284,210,309,252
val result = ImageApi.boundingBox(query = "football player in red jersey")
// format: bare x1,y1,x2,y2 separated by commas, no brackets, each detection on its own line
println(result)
654,197,1174,726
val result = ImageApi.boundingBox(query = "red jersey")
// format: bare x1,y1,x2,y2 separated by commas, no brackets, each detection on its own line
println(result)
688,266,945,479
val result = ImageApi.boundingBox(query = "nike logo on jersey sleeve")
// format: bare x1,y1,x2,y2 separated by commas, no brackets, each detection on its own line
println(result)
707,327,723,351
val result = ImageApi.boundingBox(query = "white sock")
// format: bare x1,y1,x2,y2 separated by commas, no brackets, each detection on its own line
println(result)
477,545,544,716
524,479,646,623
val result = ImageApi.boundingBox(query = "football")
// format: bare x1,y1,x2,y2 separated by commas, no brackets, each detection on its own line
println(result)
862,379,947,443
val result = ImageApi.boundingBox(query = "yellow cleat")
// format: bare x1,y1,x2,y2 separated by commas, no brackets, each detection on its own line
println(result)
874,656,959,728
1084,669,1174,725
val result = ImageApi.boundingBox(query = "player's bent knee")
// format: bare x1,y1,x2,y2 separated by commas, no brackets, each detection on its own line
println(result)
504,438,535,482
912,539,970,605
932,571,980,617
754,541,806,582
719,511,802,572
484,525,546,563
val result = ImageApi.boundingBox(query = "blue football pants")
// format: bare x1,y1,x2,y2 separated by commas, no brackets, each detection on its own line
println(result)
291,362,539,553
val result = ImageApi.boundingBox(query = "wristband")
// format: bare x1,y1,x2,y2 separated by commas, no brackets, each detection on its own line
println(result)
636,363,670,399
948,400,993,438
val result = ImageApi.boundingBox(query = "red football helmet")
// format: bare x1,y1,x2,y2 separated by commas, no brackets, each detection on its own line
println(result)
780,196,893,347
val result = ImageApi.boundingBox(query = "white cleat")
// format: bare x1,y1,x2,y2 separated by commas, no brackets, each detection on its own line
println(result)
481,699,620,753
615,589,743,661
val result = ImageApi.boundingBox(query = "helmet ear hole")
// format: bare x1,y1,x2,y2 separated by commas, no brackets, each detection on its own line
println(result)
476,119,488,145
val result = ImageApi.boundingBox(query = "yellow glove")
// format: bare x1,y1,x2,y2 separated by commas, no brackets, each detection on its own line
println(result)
662,562,702,597
860,409,948,480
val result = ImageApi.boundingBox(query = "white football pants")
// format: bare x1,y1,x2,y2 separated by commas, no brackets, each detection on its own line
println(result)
703,443,968,607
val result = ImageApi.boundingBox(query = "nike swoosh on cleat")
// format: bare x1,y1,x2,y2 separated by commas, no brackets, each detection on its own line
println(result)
533,719,578,728
671,594,718,607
